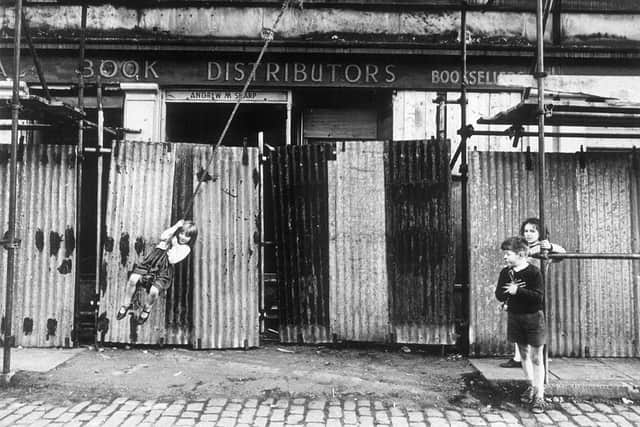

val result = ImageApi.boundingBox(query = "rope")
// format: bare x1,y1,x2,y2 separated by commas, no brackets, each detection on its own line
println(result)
182,0,294,217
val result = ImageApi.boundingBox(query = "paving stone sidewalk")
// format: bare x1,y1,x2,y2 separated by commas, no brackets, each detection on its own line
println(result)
1,396,640,426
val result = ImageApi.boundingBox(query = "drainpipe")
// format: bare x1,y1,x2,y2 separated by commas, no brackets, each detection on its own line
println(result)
3,0,23,381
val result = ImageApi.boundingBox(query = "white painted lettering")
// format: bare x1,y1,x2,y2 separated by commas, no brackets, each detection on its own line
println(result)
99,60,118,78
365,64,379,83
345,64,362,83
310,64,323,82
327,64,340,82
233,62,245,81
384,64,396,83
266,63,280,82
294,63,307,82
144,61,159,79
208,62,222,80
121,60,139,79
81,59,95,78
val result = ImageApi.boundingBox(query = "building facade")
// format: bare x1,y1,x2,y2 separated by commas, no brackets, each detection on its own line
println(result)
1,1,639,352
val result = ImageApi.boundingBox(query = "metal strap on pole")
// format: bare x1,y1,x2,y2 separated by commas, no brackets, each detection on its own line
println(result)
3,0,23,379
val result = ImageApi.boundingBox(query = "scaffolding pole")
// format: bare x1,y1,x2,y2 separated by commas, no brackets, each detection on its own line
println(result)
73,2,87,348
459,1,470,353
2,0,23,381
535,0,549,385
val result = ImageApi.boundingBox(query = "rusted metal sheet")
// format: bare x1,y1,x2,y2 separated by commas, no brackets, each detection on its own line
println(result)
165,144,195,345
469,151,639,357
271,144,331,344
0,143,76,347
328,141,389,342
101,141,176,345
190,145,260,349
386,139,456,345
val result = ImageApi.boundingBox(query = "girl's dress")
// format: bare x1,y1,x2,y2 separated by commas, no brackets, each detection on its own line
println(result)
132,243,174,291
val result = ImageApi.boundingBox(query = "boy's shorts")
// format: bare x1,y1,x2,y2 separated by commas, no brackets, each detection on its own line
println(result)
507,310,546,347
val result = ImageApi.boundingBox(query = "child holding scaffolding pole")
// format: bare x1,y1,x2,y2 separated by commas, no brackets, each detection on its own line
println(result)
501,217,565,368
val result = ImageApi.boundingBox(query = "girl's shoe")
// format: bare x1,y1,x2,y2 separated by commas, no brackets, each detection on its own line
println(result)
500,358,522,368
137,308,152,325
531,396,548,413
520,386,535,403
116,305,130,321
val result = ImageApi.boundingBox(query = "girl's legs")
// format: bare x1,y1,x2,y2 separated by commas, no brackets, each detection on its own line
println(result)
513,343,522,362
117,273,142,319
123,273,142,304
138,285,160,324
143,285,160,311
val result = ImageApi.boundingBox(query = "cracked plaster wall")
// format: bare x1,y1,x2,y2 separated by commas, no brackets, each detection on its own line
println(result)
1,5,638,44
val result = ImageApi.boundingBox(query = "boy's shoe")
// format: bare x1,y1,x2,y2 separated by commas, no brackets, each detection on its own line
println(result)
520,386,535,403
530,396,548,413
137,308,151,325
116,305,130,321
500,359,522,368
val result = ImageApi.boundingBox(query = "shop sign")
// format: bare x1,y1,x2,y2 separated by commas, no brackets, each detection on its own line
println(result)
166,89,288,103
1,56,513,89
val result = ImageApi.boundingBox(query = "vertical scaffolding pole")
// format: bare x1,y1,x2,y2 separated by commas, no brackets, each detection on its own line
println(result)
73,3,87,347
95,76,104,348
459,2,470,353
535,0,549,383
3,0,23,378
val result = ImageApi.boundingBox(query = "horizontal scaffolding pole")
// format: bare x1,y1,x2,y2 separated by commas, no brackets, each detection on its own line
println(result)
0,123,52,130
472,130,640,139
547,252,640,260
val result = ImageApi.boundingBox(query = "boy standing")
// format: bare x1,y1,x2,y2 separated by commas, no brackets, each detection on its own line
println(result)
495,236,547,413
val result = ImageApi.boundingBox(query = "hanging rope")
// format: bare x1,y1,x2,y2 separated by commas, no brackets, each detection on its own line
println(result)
182,0,296,218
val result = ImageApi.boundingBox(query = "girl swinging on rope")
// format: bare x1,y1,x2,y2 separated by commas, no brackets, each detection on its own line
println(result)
116,219,198,324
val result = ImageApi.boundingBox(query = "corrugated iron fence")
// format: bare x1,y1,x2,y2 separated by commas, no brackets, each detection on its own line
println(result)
0,144,77,347
469,150,640,357
271,140,456,345
101,141,259,349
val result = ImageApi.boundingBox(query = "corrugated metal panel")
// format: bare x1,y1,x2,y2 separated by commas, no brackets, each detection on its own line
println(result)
101,141,176,345
328,141,389,342
545,155,582,357
271,145,331,344
631,151,640,357
0,144,76,347
578,153,636,357
469,151,638,357
165,144,196,345
190,145,260,349
386,139,456,345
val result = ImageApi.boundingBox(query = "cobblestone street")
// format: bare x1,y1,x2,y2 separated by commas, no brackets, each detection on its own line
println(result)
2,396,639,427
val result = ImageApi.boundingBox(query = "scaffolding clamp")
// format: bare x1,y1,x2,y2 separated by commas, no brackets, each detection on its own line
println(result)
1,238,21,250
457,124,474,139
